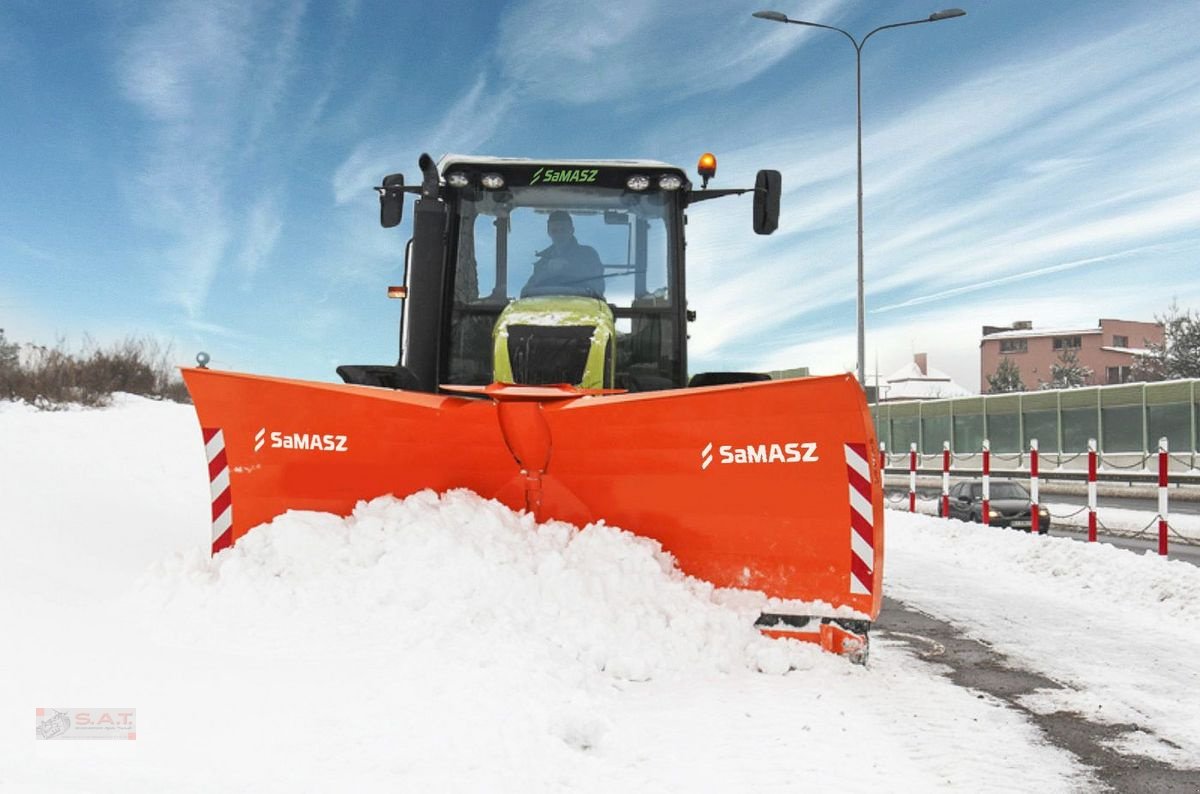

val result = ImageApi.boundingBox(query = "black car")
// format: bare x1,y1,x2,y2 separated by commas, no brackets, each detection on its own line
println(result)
938,479,1050,534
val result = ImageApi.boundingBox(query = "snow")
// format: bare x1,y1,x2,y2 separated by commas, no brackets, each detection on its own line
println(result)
5,395,1197,789
894,492,1200,543
886,511,1200,767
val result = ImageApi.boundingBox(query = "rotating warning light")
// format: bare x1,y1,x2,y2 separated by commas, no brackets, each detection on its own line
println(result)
697,152,717,187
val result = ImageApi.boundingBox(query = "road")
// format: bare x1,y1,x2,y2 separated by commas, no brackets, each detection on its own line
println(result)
1045,490,1200,516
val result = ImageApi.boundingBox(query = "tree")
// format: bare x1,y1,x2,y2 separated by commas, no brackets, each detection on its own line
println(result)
1042,348,1093,390
1132,302,1200,381
0,328,18,372
987,356,1025,393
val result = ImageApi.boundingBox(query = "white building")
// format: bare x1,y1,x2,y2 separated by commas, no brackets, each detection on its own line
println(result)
875,353,972,402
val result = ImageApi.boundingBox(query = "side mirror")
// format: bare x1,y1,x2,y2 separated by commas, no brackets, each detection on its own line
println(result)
379,173,405,228
753,169,780,235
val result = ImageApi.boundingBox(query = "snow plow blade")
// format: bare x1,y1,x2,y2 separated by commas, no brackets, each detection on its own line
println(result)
183,368,883,658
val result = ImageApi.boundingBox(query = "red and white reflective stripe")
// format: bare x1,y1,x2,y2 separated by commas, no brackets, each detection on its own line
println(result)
845,443,874,596
203,427,234,554
1029,439,1040,534
1087,439,1098,542
1158,437,1169,556
909,442,917,513
981,439,991,525
941,441,951,518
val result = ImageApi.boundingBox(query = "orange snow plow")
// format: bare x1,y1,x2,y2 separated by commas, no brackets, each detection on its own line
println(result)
185,153,884,661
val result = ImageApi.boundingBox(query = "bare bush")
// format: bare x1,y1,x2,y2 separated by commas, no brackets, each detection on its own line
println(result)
0,331,190,409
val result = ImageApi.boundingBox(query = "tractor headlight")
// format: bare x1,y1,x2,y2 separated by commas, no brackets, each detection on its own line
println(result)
481,173,505,189
446,172,470,188
658,174,683,190
626,174,650,191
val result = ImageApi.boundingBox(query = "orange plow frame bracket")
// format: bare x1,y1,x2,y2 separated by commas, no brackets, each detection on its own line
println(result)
183,369,885,657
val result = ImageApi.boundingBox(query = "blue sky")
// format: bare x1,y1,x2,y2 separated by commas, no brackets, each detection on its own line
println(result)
2,0,1199,391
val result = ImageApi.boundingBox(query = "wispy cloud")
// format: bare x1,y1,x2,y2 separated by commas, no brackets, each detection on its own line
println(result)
115,0,311,319
332,74,517,205
234,196,283,281
872,243,1181,314
496,0,840,105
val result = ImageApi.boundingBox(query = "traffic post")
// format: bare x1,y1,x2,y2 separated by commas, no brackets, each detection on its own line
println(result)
909,442,917,513
1030,439,1040,535
981,439,991,526
941,441,951,518
1087,438,1098,543
1158,437,1169,556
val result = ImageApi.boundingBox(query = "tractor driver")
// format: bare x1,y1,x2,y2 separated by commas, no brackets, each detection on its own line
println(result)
521,210,604,298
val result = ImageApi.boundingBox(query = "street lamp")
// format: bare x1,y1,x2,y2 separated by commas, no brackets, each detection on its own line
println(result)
753,8,965,391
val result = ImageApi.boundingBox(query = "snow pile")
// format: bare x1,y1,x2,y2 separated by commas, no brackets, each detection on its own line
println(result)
887,511,1200,767
148,489,803,680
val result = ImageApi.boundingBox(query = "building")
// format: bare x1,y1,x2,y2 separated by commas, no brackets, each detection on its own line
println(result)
980,318,1163,392
874,353,972,402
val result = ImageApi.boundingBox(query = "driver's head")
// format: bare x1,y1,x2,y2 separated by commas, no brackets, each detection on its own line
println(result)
547,210,574,246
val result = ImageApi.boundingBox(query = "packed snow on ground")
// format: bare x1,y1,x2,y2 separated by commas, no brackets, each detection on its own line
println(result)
5,394,1192,791
885,510,1200,769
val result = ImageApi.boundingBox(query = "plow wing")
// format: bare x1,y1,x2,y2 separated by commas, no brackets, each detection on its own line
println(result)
183,369,883,657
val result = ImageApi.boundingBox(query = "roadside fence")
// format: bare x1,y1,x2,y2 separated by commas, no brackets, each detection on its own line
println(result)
881,436,1184,555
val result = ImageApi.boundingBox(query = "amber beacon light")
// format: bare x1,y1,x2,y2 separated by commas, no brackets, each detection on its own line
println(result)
697,152,717,188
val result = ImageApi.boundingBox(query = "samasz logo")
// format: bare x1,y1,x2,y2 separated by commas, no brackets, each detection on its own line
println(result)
255,427,348,453
530,167,599,185
701,441,819,469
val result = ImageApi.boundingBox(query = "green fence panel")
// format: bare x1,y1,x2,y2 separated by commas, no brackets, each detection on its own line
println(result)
1147,403,1191,452
1061,407,1098,452
891,417,919,452
1102,405,1143,451
921,414,951,455
1023,409,1058,453
953,413,984,453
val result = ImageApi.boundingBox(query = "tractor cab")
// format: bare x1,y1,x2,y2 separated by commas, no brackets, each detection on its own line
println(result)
339,153,779,394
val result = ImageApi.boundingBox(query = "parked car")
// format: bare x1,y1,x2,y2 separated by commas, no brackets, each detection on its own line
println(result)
938,479,1050,534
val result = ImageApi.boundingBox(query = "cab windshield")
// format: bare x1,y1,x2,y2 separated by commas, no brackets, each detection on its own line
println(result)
446,185,680,389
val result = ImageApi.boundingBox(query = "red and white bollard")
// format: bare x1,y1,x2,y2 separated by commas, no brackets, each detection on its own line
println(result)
879,441,886,471
1030,439,1040,534
982,439,991,525
909,442,917,513
1158,437,1169,556
1087,438,1098,542
941,441,951,518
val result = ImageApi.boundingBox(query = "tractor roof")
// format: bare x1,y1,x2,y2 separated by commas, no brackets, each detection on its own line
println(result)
437,154,684,173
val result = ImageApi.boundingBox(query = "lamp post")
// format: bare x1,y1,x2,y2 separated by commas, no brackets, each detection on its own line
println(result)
753,8,965,390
